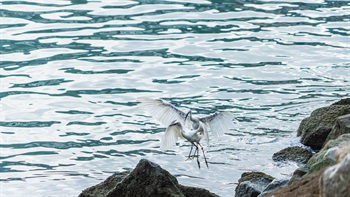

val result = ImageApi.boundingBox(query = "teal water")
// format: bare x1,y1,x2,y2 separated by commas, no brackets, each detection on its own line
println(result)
1,0,349,196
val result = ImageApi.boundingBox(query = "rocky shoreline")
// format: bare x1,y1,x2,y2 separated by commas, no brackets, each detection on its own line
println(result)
79,98,350,197
236,98,350,197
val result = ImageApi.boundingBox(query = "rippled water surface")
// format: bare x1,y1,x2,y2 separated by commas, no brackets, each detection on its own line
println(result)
1,0,349,196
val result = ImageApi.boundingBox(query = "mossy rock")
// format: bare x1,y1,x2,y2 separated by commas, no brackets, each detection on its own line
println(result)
235,172,274,197
307,157,335,174
325,114,350,145
238,171,274,184
306,134,350,174
297,100,350,149
272,146,313,164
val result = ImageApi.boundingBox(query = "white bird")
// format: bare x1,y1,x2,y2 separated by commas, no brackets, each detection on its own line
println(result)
165,117,209,168
137,97,235,168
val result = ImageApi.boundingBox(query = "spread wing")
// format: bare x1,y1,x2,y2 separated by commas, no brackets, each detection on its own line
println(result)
199,111,234,138
137,97,187,126
160,122,183,151
201,121,210,147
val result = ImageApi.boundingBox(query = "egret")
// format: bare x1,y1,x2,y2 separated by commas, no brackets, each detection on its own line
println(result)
138,98,234,168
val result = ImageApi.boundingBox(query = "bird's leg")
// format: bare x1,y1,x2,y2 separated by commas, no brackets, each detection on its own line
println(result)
187,144,194,160
193,143,200,169
198,143,209,169
192,144,198,158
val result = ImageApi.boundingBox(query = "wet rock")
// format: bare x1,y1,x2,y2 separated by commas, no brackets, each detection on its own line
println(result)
79,171,129,197
324,114,350,144
80,159,218,197
235,172,274,197
306,134,350,174
297,99,350,149
258,178,289,197
272,146,313,164
262,169,325,197
237,171,274,184
290,165,309,182
321,154,350,197
235,179,273,197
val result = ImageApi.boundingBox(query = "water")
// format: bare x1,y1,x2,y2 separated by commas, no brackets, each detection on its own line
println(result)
1,0,349,196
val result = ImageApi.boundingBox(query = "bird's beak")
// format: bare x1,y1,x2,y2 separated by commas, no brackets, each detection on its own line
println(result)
185,111,191,121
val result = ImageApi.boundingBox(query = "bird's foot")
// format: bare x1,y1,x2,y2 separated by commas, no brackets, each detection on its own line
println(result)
186,156,193,161
186,155,197,160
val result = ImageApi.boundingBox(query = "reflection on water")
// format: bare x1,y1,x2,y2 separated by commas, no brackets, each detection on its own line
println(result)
1,0,349,196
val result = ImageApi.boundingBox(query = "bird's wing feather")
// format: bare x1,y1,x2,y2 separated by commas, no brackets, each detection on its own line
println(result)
199,111,234,138
137,97,186,126
202,121,210,147
160,122,183,151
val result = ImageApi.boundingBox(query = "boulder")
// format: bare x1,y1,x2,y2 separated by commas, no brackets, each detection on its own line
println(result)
324,114,350,144
79,159,218,197
297,99,350,149
258,178,289,197
79,171,129,197
320,154,350,197
306,134,350,174
235,172,274,197
272,146,313,164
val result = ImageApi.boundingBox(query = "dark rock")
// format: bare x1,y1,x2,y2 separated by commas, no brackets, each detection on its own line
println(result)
79,171,129,197
235,172,274,197
324,114,350,145
235,178,273,197
272,146,313,164
179,185,219,197
331,98,350,105
80,159,218,197
321,154,350,197
258,179,289,197
301,128,331,150
306,134,350,174
297,100,350,149
106,159,183,197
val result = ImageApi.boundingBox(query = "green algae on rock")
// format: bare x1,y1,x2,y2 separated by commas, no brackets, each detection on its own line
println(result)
297,99,350,149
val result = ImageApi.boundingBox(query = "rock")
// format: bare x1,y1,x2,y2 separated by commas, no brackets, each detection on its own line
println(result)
321,154,350,197
235,172,274,197
335,142,350,162
237,172,274,184
79,171,129,197
306,134,350,174
331,98,350,105
179,185,219,197
290,165,309,182
258,179,289,197
79,159,218,197
297,100,350,149
324,114,350,145
261,169,325,197
272,146,313,164
235,179,273,197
